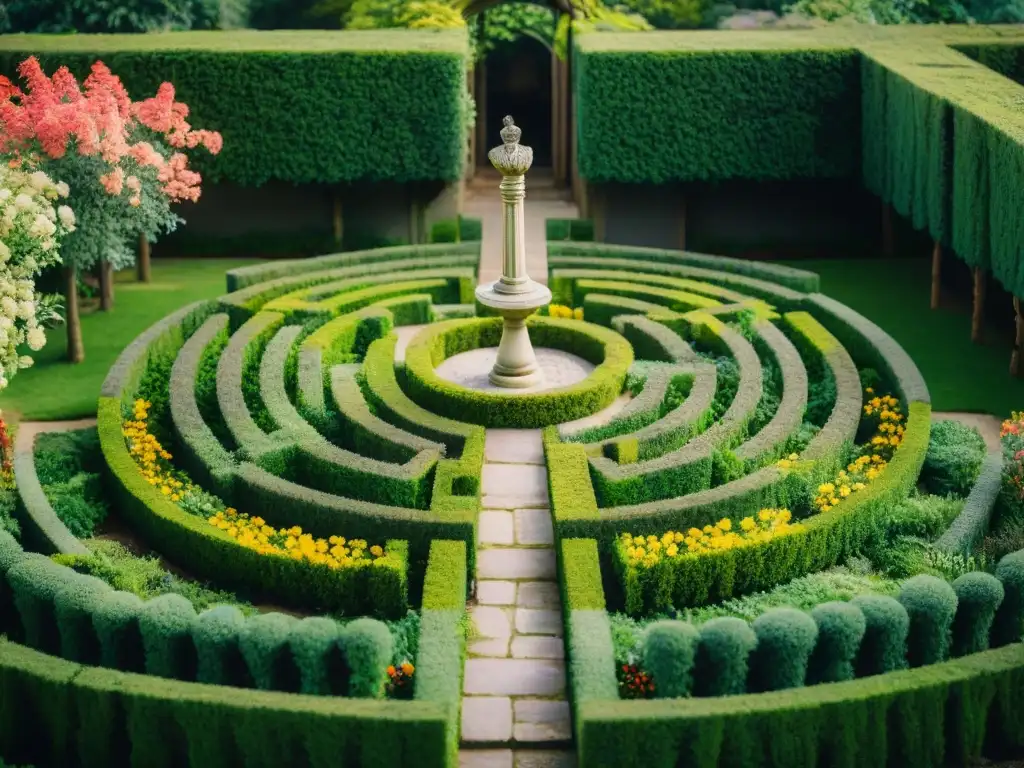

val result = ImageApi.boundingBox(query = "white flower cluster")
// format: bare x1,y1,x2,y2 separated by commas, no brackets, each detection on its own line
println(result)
0,164,74,390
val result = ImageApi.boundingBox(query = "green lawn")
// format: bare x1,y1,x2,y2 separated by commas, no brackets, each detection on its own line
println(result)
0,258,261,422
785,257,1024,418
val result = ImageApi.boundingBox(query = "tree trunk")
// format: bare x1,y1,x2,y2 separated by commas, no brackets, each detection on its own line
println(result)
332,193,343,248
65,265,84,364
1012,297,1024,377
99,260,114,311
137,233,151,283
881,203,894,257
930,240,942,310
971,267,987,344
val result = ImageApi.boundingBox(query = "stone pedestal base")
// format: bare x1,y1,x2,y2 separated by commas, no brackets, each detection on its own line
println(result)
476,280,552,390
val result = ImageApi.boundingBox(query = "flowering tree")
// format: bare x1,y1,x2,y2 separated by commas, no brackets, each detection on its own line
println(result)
0,164,74,388
0,57,221,362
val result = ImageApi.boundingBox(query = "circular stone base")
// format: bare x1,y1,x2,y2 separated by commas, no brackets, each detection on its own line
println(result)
435,347,594,394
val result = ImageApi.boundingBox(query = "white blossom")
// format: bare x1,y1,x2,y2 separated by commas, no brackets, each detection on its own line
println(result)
55,181,70,198
57,205,75,230
26,326,45,351
13,193,34,211
18,355,32,369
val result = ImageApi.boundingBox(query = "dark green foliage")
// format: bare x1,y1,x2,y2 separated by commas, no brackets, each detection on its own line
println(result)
239,612,300,692
0,0,243,33
193,605,250,687
710,448,744,486
91,591,145,672
33,429,103,486
343,617,392,698
992,549,1024,647
921,420,986,498
0,32,468,186
807,601,866,684
53,574,110,664
31,428,109,539
899,574,958,667
290,616,346,696
692,616,757,697
639,620,699,698
546,218,595,242
952,571,1004,657
852,594,909,676
575,39,859,183
138,593,198,680
428,215,483,243
747,608,818,691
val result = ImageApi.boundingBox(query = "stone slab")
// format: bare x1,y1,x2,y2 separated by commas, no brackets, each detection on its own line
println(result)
514,750,577,768
515,508,554,545
478,580,516,605
511,635,564,659
514,700,572,743
516,581,561,609
460,750,514,768
478,549,556,580
486,429,545,464
462,696,513,743
392,324,429,364
436,347,593,394
515,609,563,636
464,659,566,696
479,511,515,545
472,606,512,639
482,464,549,507
470,637,510,658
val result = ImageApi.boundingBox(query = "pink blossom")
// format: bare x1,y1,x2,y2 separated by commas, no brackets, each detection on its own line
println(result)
99,167,125,196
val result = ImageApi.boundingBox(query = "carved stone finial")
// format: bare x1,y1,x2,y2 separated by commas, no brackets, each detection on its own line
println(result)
489,115,532,177
500,115,521,145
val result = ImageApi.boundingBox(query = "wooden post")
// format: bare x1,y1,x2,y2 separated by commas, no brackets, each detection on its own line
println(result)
136,233,151,283
881,203,894,256
65,266,84,364
971,267,987,343
99,260,114,311
930,240,941,310
332,192,344,247
1012,297,1024,377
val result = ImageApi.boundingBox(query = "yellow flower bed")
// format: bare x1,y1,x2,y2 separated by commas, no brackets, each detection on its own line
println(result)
122,399,389,571
208,508,389,570
617,508,801,568
776,388,906,514
548,304,583,320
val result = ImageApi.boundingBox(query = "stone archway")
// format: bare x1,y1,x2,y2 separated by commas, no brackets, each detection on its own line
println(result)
464,0,574,189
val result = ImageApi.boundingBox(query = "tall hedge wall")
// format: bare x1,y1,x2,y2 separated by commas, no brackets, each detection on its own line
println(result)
0,31,469,186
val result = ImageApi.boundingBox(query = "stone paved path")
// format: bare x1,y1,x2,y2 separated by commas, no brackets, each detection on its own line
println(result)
459,428,573,763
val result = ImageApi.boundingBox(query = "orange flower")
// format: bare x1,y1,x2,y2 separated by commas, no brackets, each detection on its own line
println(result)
387,665,396,677
401,662,414,675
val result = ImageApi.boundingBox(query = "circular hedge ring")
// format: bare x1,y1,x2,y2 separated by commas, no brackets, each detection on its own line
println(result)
401,316,634,428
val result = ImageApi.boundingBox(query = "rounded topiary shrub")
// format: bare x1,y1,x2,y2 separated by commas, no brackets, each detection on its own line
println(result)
91,590,145,672
899,574,958,667
921,420,986,497
748,608,818,692
639,620,699,699
139,593,199,680
343,617,393,699
194,605,250,687
807,601,867,684
851,595,909,676
693,616,757,697
7,554,72,654
290,616,346,696
53,573,110,664
951,572,1005,657
991,550,1024,647
239,612,301,692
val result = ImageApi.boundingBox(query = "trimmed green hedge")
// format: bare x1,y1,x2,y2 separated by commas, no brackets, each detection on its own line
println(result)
0,537,468,768
0,31,469,188
574,34,861,183
547,218,595,242
401,316,634,429
559,534,1024,768
934,450,1005,556
428,215,483,244
11,428,89,557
